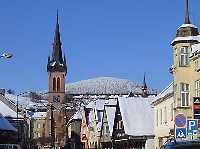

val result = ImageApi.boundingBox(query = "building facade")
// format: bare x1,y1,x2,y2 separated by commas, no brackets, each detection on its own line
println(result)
152,83,174,149
171,0,200,129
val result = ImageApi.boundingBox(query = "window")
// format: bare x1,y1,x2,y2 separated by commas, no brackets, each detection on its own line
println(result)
117,120,123,129
160,109,162,125
171,103,174,121
174,84,177,107
179,47,189,66
57,77,60,91
196,80,200,97
105,126,109,133
37,123,41,128
156,109,158,126
164,106,167,124
53,77,56,91
180,83,189,107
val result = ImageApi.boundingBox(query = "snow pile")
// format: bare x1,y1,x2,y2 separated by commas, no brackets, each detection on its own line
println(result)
0,113,17,131
118,96,154,137
66,77,142,94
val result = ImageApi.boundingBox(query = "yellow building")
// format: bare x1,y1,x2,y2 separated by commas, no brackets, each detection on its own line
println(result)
152,83,174,149
171,0,200,119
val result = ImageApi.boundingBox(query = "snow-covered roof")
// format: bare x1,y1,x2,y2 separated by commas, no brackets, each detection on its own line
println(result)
152,82,173,104
0,100,22,118
86,99,117,110
28,112,47,118
105,105,116,135
0,114,17,131
5,93,47,110
192,43,200,54
118,96,154,137
171,35,200,45
73,111,82,120
66,77,143,94
178,23,198,29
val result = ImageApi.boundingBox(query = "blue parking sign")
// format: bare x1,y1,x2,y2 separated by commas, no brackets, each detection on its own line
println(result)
176,128,186,138
187,119,198,136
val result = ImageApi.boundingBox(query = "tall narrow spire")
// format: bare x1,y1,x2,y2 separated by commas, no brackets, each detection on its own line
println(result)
141,73,148,97
52,10,63,63
184,0,190,24
143,73,147,89
47,11,67,73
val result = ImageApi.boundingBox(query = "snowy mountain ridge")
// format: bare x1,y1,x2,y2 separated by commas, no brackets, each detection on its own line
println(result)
66,77,143,94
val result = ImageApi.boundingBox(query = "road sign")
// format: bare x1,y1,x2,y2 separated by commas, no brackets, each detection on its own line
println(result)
176,128,186,138
194,97,200,119
194,97,200,104
175,114,186,127
187,119,198,136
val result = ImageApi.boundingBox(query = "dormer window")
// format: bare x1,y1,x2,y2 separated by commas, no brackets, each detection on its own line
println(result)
179,47,189,66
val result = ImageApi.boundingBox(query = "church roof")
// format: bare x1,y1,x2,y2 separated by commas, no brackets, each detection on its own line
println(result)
47,12,67,73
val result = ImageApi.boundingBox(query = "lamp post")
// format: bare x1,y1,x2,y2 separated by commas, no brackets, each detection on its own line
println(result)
17,94,19,143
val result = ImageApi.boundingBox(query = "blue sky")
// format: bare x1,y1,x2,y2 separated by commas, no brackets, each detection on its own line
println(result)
0,0,199,93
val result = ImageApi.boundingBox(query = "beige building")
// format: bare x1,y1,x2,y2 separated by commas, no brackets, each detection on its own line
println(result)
152,83,174,149
171,0,200,120
29,112,47,149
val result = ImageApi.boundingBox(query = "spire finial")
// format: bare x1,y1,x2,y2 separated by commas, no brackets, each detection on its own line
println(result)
184,0,190,24
56,9,59,25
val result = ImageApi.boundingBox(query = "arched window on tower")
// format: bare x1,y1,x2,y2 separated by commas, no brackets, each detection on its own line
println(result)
53,77,56,91
57,77,60,91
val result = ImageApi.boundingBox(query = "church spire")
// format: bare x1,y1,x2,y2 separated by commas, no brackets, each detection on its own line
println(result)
47,11,67,73
184,0,190,24
52,10,63,63
141,73,148,98
143,74,147,89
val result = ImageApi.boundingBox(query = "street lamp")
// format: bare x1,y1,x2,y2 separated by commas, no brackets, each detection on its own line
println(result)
0,52,13,59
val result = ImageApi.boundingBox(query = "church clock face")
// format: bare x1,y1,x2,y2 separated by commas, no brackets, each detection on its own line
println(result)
53,95,60,102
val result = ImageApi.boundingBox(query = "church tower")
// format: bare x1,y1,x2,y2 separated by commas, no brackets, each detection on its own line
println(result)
47,13,67,104
46,13,67,147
